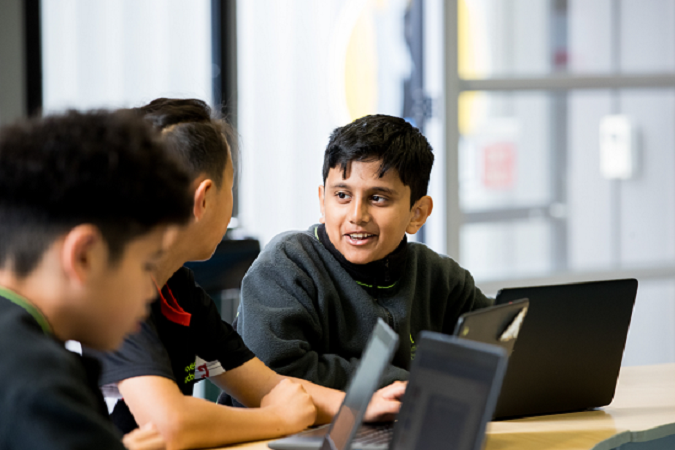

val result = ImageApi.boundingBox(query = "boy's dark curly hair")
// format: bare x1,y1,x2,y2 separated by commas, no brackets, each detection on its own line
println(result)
0,110,193,277
323,115,434,207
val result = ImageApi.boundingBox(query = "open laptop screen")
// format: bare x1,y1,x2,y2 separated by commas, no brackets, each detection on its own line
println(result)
493,279,637,418
391,333,507,450
321,319,399,450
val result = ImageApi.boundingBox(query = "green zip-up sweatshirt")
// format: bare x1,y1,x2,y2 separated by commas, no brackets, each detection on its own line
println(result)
236,225,492,390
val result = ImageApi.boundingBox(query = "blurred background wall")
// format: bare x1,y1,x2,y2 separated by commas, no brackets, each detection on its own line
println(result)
1,0,674,367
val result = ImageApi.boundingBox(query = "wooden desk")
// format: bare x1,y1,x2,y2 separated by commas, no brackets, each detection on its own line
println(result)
214,364,675,450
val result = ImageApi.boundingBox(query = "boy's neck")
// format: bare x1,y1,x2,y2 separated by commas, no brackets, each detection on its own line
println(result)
153,226,201,287
154,246,186,287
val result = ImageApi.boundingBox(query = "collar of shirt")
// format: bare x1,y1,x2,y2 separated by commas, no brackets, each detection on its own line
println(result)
316,224,408,292
0,285,52,335
153,278,192,327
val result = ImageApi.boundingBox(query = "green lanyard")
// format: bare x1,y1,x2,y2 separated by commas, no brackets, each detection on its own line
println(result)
0,286,52,335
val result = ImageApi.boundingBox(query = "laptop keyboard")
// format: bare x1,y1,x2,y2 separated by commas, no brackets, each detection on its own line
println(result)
352,424,394,446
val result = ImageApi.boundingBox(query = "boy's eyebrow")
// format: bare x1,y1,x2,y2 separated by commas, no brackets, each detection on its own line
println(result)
330,183,398,196
330,182,351,189
370,186,397,196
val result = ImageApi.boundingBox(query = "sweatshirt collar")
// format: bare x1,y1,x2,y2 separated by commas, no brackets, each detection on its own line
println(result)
0,285,52,335
316,224,408,291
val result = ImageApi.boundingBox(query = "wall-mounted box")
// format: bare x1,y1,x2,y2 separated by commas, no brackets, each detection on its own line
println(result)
599,115,638,180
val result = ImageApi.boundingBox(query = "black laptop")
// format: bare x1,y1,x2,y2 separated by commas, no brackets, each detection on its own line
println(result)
386,334,507,450
268,318,399,450
269,331,508,450
491,278,638,419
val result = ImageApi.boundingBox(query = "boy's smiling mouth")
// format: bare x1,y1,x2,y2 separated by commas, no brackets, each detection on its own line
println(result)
345,232,377,246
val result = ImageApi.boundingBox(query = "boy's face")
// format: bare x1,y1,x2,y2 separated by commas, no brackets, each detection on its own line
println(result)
319,160,425,265
80,226,172,351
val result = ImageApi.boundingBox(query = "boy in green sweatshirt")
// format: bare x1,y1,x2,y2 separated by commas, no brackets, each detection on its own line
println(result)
235,114,492,390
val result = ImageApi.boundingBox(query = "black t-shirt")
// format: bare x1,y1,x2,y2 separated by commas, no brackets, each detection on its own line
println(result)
92,267,255,433
0,289,125,450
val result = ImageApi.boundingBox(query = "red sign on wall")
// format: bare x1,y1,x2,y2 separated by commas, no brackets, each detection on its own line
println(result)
482,142,516,189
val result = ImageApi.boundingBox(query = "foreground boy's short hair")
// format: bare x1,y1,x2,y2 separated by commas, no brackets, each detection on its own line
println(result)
323,114,434,207
0,110,193,276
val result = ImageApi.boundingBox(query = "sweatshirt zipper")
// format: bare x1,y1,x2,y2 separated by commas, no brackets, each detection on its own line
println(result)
382,306,394,327
373,263,393,327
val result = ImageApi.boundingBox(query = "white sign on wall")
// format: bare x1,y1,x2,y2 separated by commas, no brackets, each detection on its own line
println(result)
599,115,638,180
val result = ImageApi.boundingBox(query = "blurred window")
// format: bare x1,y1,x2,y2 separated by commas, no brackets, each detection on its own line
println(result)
41,0,213,112
454,0,675,366
236,0,437,246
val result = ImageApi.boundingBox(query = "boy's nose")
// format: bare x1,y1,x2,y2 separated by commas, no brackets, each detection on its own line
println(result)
349,198,370,224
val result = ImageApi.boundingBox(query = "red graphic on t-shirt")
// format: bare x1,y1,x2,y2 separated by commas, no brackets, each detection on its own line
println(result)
197,363,209,378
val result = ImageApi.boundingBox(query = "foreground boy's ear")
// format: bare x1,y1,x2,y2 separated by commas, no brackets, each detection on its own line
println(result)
61,224,104,285
406,196,433,234
318,185,326,224
193,178,214,222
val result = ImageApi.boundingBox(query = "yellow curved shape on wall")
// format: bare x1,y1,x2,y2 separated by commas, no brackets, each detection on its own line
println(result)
344,5,379,121
458,0,482,135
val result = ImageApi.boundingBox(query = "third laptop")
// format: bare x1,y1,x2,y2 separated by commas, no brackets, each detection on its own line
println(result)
491,278,638,419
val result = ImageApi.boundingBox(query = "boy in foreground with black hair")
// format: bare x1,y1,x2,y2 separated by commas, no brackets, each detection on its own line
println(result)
235,114,492,390
90,99,405,450
0,111,194,449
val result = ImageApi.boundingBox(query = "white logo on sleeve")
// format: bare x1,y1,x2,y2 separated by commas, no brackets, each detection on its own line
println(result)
194,356,225,380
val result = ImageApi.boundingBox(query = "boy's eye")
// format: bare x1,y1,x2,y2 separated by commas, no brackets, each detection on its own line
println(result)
372,195,387,203
336,192,350,200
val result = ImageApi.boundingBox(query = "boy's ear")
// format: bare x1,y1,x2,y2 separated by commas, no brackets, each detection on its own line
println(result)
406,196,434,235
61,224,104,285
318,185,326,224
193,179,214,222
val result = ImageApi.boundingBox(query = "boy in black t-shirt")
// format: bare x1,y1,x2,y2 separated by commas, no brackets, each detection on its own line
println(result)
0,111,193,450
91,99,406,449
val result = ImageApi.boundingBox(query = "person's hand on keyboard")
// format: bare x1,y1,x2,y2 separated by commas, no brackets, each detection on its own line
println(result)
363,381,407,423
261,378,318,434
